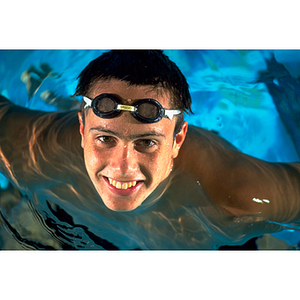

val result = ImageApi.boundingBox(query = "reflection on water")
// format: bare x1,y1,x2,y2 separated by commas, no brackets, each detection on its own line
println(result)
1,50,300,250
0,170,286,250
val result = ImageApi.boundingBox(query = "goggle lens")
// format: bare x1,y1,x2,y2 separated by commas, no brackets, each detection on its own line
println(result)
137,102,159,119
96,96,116,113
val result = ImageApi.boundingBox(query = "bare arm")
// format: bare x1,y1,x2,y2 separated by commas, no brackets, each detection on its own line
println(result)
180,125,300,224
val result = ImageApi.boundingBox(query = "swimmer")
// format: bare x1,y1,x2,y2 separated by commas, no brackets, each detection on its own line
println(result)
1,50,300,250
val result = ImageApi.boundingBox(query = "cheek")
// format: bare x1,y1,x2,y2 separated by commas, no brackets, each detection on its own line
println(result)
83,142,103,170
151,147,174,176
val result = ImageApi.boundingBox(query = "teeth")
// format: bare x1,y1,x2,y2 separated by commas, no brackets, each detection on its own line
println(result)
108,178,137,189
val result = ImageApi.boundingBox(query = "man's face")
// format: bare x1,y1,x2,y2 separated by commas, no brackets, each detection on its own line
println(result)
78,79,187,211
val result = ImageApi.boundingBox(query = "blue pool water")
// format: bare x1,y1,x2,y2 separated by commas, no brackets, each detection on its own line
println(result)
1,49,300,249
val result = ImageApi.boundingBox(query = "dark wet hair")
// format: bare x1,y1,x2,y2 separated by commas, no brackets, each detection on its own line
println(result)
74,50,192,134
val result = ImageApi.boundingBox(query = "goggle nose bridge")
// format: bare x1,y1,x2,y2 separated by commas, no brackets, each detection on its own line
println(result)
116,104,136,112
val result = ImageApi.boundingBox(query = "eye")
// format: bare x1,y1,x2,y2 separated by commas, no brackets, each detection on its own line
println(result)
139,139,155,147
96,136,116,147
135,139,157,152
98,136,113,143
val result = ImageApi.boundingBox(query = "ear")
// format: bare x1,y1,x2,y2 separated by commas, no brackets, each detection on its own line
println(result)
172,121,188,158
78,112,85,148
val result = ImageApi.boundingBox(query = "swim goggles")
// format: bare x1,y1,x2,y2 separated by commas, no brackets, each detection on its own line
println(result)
83,93,181,123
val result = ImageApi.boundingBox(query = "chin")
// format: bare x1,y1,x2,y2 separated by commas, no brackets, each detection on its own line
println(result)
102,197,143,212
96,187,145,212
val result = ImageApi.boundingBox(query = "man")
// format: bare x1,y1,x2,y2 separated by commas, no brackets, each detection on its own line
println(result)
0,50,300,250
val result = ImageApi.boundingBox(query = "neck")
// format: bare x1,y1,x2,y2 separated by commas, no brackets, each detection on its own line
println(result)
136,173,175,211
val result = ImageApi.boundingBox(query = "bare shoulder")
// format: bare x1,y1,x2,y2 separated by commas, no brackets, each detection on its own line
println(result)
176,125,300,223
175,125,242,206
0,95,79,147
176,125,239,173
184,125,239,152
0,96,81,188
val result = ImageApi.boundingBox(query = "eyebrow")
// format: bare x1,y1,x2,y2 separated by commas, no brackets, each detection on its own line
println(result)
89,127,166,140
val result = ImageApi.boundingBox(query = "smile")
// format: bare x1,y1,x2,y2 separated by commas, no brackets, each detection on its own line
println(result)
108,178,137,190
103,176,143,197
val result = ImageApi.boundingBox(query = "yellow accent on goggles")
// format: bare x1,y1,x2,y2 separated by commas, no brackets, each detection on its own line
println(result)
116,104,136,112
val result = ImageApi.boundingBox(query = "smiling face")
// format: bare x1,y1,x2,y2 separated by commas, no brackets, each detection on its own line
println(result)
78,79,187,211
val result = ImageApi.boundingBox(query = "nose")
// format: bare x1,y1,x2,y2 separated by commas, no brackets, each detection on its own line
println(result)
110,144,139,175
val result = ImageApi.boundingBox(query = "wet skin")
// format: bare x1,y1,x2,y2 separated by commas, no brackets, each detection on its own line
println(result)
78,79,188,211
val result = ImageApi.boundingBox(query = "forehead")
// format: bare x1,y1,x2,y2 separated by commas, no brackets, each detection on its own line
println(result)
85,106,175,140
89,78,171,106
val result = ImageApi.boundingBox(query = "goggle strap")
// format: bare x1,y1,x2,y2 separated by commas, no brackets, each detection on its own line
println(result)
83,96,92,109
164,109,181,120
